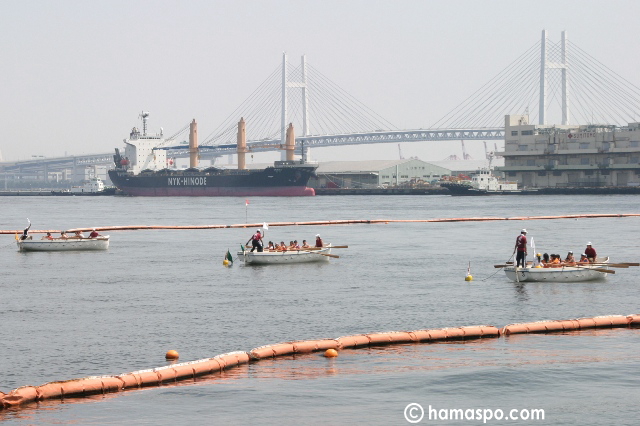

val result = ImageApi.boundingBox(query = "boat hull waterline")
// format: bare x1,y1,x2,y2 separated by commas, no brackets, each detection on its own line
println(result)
504,265,607,282
238,247,332,265
17,237,110,252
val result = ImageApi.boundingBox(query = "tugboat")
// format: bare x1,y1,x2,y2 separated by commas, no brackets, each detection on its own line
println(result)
108,113,317,196
440,169,536,195
70,177,106,194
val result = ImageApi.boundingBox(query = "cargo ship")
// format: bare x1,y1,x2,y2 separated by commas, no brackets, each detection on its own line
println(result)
108,114,317,196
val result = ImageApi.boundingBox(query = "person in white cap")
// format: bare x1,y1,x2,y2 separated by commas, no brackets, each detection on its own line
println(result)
246,229,264,252
315,234,324,248
514,229,528,268
584,242,597,263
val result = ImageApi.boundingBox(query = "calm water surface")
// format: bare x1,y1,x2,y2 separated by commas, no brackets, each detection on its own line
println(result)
1,195,639,424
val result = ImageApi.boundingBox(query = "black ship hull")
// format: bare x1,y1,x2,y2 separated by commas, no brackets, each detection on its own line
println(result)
108,166,316,196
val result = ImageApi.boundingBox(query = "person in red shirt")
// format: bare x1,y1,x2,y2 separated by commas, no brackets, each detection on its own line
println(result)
514,229,528,268
89,229,100,238
246,230,264,252
584,242,597,263
315,234,324,248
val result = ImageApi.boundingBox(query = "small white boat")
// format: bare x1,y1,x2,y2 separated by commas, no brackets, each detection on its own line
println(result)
237,246,333,265
17,236,110,252
70,177,105,193
504,257,609,282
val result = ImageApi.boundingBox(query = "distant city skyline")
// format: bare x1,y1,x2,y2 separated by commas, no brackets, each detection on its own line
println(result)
1,0,638,163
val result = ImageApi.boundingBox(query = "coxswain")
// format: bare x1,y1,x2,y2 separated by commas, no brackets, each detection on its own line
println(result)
584,242,597,263
315,234,324,248
246,229,264,252
89,229,100,238
513,229,527,268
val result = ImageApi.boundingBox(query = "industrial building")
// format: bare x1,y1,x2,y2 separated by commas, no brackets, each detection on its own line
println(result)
496,115,640,188
310,159,451,188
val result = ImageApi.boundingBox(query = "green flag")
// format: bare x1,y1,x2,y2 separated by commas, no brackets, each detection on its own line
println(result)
226,250,233,264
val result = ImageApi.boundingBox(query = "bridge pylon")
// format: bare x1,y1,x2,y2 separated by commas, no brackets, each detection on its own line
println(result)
539,30,569,125
281,53,310,160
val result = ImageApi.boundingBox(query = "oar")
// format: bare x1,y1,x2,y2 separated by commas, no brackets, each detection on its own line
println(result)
301,250,339,258
320,253,339,258
574,265,615,274
304,245,349,250
591,263,637,267
569,263,628,268
305,251,339,258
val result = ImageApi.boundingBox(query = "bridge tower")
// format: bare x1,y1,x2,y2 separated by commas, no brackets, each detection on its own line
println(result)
539,30,570,125
281,53,310,160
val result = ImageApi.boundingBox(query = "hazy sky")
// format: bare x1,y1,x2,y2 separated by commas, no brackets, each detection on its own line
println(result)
1,0,638,163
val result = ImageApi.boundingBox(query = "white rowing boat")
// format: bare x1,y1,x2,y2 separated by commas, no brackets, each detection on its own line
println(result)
17,236,110,252
237,246,333,265
504,257,609,282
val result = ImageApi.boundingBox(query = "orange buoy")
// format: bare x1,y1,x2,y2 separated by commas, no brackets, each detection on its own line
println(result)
324,348,338,358
165,350,179,360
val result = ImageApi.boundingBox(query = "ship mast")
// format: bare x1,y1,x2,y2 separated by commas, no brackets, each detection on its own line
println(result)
140,111,150,136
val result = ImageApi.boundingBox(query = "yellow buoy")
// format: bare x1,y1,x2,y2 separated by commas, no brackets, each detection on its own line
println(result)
223,259,230,266
465,275,473,281
165,350,179,360
324,349,338,358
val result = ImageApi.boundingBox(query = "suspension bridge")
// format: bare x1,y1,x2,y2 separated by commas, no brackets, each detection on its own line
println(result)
2,30,639,181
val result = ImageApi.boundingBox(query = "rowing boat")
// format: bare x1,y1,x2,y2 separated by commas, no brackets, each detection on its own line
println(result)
237,246,334,265
17,236,110,252
503,257,610,282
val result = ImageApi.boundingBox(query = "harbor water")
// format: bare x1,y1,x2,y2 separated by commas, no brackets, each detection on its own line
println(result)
1,194,639,424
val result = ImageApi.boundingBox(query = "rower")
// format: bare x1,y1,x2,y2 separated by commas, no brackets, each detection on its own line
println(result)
564,251,575,265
